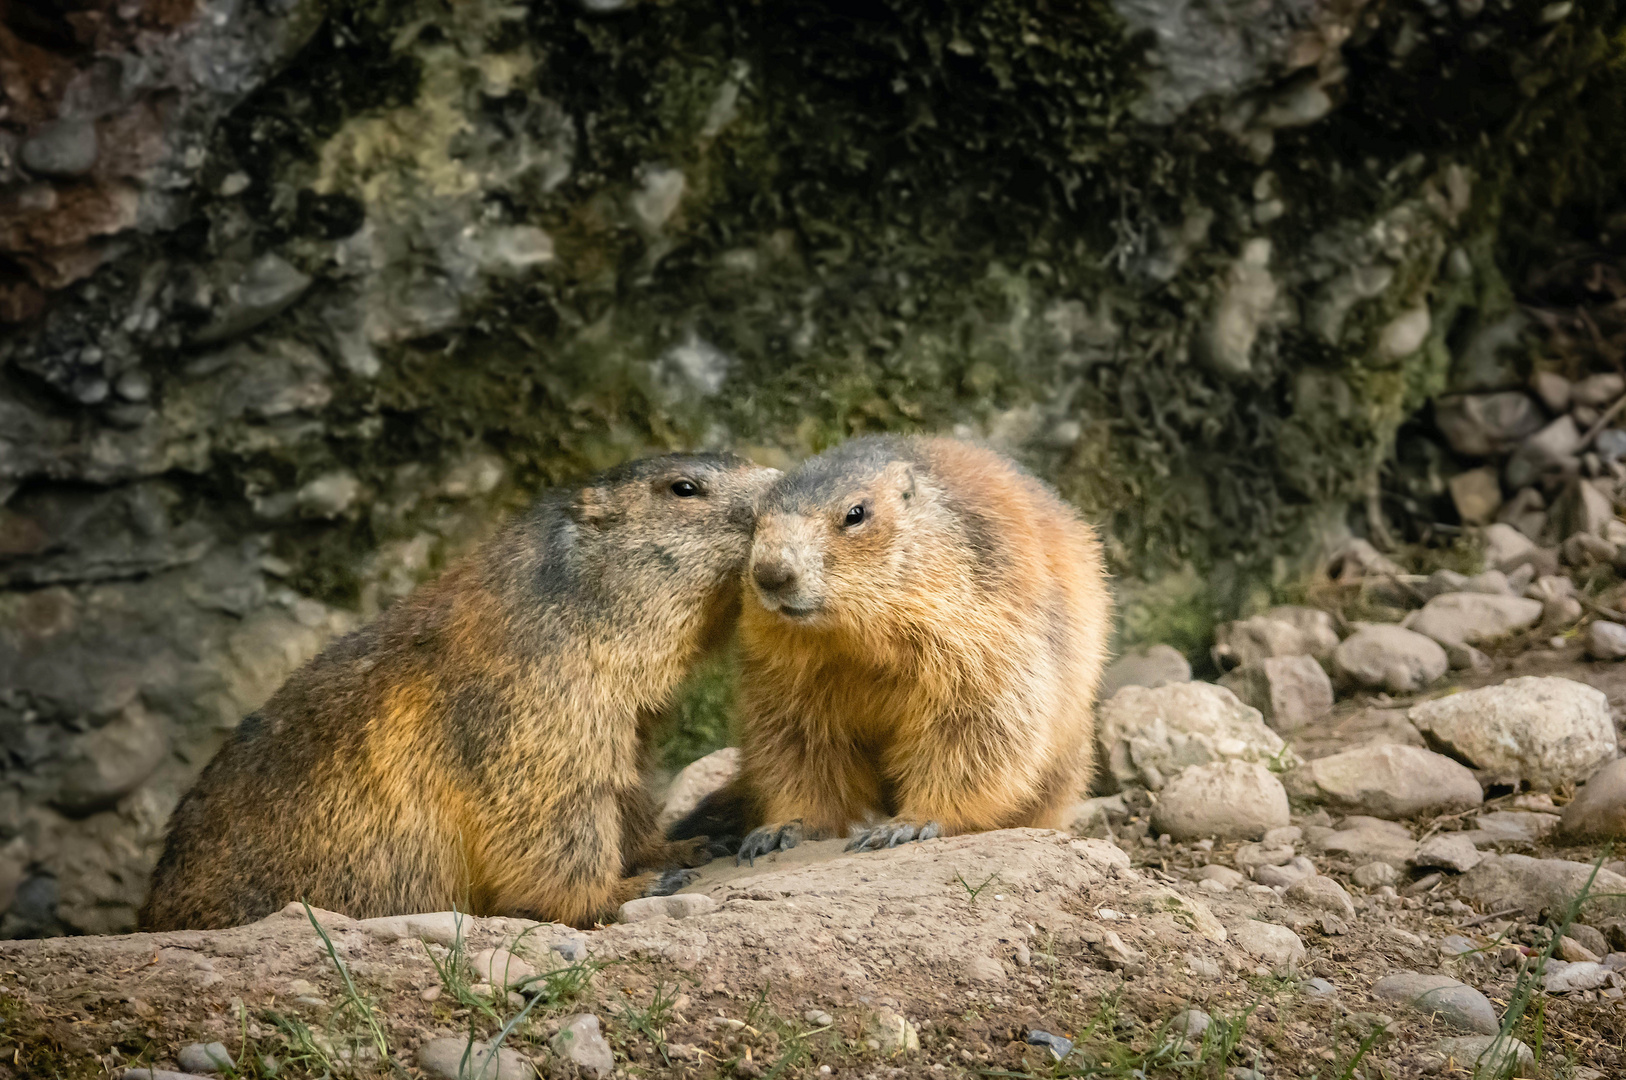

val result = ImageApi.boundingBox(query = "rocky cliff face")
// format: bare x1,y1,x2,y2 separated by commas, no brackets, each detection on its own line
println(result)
1,0,1620,936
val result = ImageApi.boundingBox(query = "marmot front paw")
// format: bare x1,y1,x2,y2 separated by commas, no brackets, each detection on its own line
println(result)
736,820,806,865
646,868,700,896
844,819,941,852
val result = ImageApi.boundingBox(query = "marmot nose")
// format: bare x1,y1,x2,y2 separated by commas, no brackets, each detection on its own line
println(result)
753,559,796,595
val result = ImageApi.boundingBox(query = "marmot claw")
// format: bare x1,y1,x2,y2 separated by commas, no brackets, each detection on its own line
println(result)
736,820,804,866
648,868,700,896
845,820,941,852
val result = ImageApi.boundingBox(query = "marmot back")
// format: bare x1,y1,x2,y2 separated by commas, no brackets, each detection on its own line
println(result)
671,435,1111,858
142,453,777,930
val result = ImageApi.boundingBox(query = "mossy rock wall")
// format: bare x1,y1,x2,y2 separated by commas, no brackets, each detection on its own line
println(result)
0,0,1622,935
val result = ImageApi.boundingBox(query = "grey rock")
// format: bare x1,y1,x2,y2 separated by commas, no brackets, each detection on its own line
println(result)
1234,841,1295,873
1026,1030,1074,1061
122,1072,213,1080
1284,743,1481,820
1434,392,1544,457
1096,682,1288,791
1414,833,1484,873
618,893,715,922
419,1037,532,1080
1531,371,1572,412
550,1015,615,1079
1408,676,1617,790
862,1008,920,1053
1428,1035,1533,1077
1461,810,1562,847
1285,874,1356,919
1574,372,1626,407
1598,428,1626,464
1445,642,1492,672
1423,568,1469,598
1169,1008,1210,1038
1585,620,1626,660
552,936,589,963
1100,643,1192,699
1331,625,1448,693
1219,654,1332,732
1404,592,1542,647
295,471,363,518
1314,826,1417,867
177,1043,233,1074
1448,467,1502,526
1559,758,1626,841
805,1008,835,1026
1150,760,1290,841
1352,862,1398,888
1303,976,1337,995
1256,857,1317,888
1461,569,1513,595
1566,923,1611,958
658,747,739,829
1326,539,1405,582
1198,864,1246,889
1213,611,1338,669
1552,477,1618,539
21,118,99,177
1545,960,1617,993
192,255,314,346
1483,522,1539,569
1505,415,1581,491
1231,920,1305,969
52,704,170,814
1371,973,1498,1034
469,947,537,989
1458,854,1626,922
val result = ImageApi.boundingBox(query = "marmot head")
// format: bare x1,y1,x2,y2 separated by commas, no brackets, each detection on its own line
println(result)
747,437,934,628
567,452,780,609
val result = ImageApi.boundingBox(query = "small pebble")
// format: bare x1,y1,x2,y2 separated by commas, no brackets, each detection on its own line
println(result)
1303,977,1337,995
177,1043,233,1074
1026,1030,1074,1060
804,1009,834,1027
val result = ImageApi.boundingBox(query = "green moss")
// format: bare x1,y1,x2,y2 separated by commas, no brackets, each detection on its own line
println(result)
652,649,741,772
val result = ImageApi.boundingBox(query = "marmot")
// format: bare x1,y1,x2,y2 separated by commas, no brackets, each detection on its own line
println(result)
141,453,778,931
670,435,1111,861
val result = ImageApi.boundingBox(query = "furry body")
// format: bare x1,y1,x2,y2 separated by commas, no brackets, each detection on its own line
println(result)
142,454,776,930
672,436,1111,855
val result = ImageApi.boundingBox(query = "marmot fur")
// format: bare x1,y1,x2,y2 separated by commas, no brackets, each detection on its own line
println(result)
141,453,777,930
671,435,1110,859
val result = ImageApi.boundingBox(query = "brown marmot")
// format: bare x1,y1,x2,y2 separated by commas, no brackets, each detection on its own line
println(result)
670,435,1111,861
140,453,778,930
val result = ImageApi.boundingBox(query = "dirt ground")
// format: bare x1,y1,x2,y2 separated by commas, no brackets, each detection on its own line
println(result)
2,647,1624,1080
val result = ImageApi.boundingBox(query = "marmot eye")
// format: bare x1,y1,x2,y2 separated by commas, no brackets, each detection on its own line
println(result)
844,504,866,527
670,480,700,497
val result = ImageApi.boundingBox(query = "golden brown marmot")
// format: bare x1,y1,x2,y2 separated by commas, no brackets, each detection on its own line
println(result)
670,435,1111,860
141,453,778,930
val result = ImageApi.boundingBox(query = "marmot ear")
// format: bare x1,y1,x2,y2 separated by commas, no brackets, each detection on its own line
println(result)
884,460,916,499
568,486,620,530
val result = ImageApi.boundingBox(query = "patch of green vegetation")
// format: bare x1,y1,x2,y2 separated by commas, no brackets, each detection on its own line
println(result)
653,648,741,771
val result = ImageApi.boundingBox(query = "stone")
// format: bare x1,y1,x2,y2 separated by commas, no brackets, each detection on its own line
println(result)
862,1008,920,1053
1433,392,1545,457
1531,370,1572,412
549,1016,616,1079
1218,655,1333,732
1567,923,1610,957
805,1009,835,1027
1458,855,1626,922
1585,620,1626,660
1553,477,1618,540
1545,961,1617,993
470,947,537,989
1314,826,1417,867
122,1073,212,1080
1563,531,1617,567
1212,612,1338,670
51,704,170,814
1352,862,1398,888
1255,857,1317,888
420,1038,532,1080
1234,842,1295,873
1574,372,1626,407
1330,624,1448,693
1285,875,1356,919
1197,865,1246,889
1559,758,1626,841
1262,825,1301,844
1599,428,1626,463
1404,592,1542,647
1025,1030,1074,1061
1325,539,1405,582
20,118,99,178
1482,522,1539,569
1284,744,1482,820
1231,921,1305,969
1407,676,1617,790
1558,935,1601,963
617,893,716,923
1371,973,1498,1034
1096,682,1288,792
1422,568,1469,598
1505,415,1582,491
1525,574,1574,602
1100,643,1192,699
963,954,1007,983
1414,833,1484,873
658,747,740,829
191,254,314,346
1428,1035,1533,1077
1169,1008,1210,1039
1461,569,1513,595
1461,810,1562,847
1149,760,1290,841
177,1043,233,1073
1448,467,1503,525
